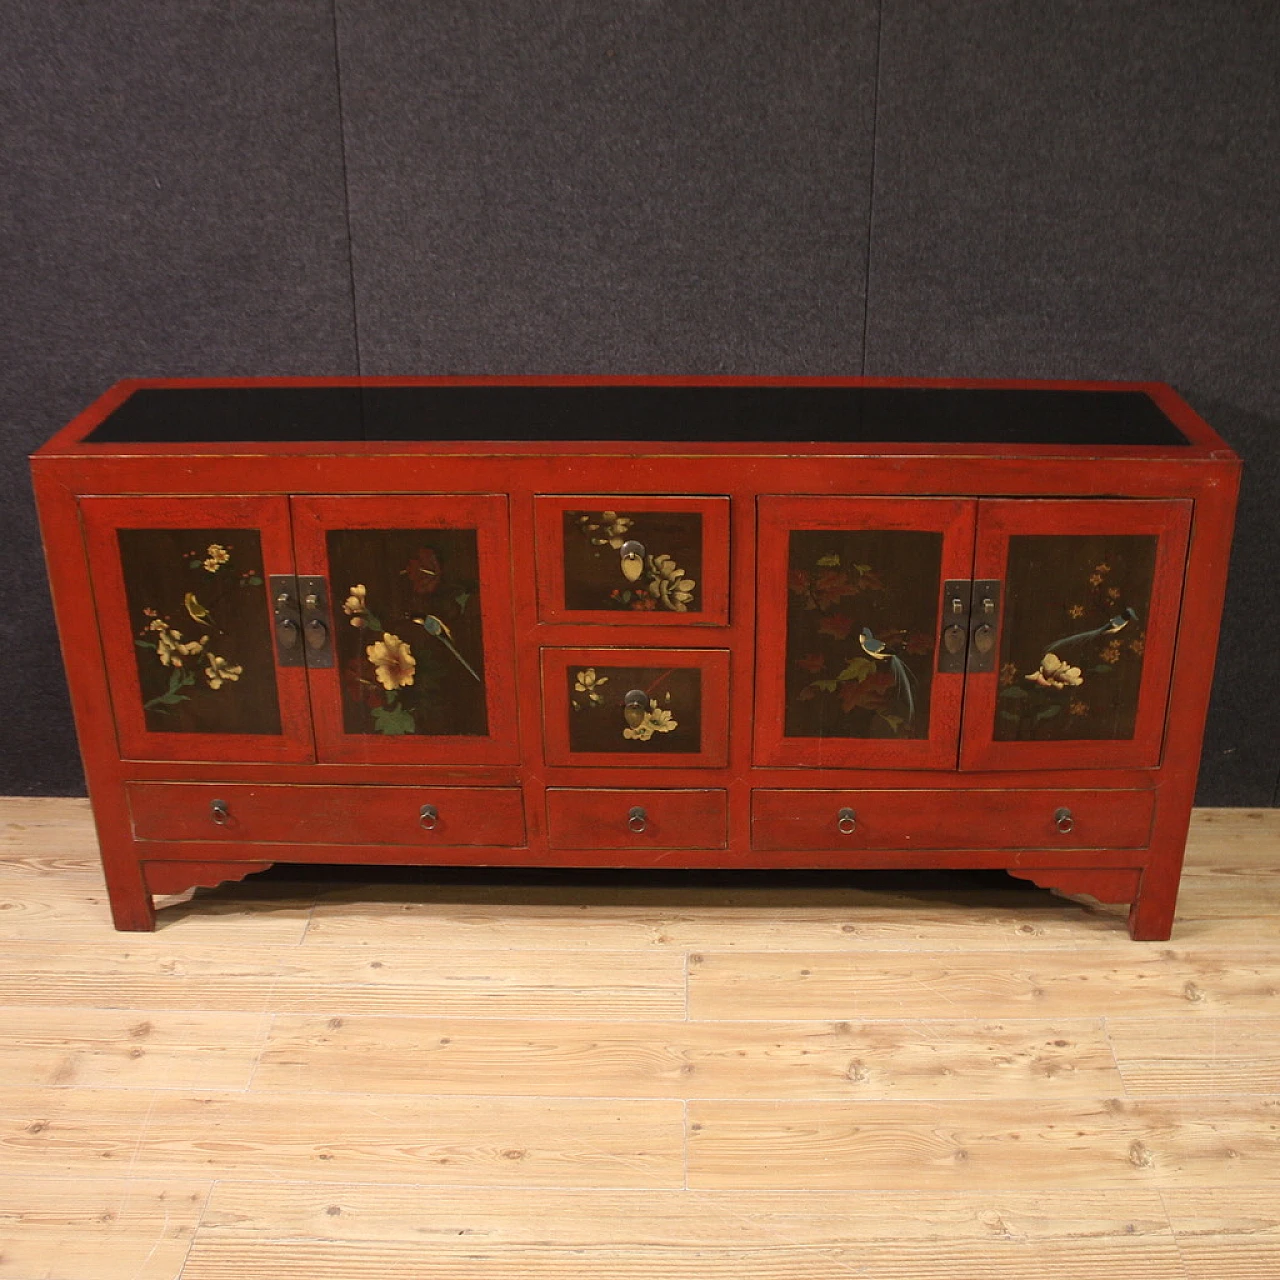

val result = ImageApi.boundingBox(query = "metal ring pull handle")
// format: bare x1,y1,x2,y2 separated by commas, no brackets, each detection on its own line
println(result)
419,804,439,832
1054,806,1074,835
210,799,230,827
628,805,648,834
837,806,857,835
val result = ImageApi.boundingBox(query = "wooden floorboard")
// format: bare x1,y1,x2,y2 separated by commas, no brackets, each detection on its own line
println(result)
0,797,1277,1277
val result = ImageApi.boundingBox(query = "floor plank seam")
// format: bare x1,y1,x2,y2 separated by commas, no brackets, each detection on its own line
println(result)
1101,1015,1133,1099
175,1178,217,1280
1153,1187,1195,1280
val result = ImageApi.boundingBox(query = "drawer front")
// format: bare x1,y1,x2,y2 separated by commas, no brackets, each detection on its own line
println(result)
751,788,1155,852
534,495,730,625
546,788,729,850
128,783,526,847
543,647,731,768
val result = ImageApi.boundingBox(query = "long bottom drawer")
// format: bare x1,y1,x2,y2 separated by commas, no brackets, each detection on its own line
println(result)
128,782,526,847
751,788,1155,851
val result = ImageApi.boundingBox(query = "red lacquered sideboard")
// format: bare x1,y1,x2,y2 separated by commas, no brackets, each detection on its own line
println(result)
30,377,1240,937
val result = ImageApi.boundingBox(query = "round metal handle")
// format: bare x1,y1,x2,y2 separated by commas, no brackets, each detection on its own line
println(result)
837,806,857,835
210,799,230,827
1054,806,1074,834
628,805,648,834
419,804,439,831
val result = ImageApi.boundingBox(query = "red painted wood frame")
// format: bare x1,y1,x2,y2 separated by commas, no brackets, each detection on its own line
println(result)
79,495,315,764
540,646,731,768
754,496,977,770
960,499,1192,772
532,494,731,626
290,494,521,765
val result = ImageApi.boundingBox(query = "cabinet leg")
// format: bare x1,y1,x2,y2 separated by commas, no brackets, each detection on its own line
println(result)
1127,875,1176,942
104,865,156,932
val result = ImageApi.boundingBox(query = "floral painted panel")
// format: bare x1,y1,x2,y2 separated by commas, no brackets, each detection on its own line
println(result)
328,529,487,737
567,665,702,755
995,534,1156,741
562,510,702,613
118,529,280,735
784,530,941,740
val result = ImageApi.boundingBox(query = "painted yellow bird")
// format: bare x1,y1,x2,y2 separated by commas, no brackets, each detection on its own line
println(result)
183,592,218,631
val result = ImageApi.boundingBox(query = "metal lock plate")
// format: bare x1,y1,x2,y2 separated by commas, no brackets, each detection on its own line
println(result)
937,580,973,673
298,575,334,668
269,575,305,667
967,579,1002,673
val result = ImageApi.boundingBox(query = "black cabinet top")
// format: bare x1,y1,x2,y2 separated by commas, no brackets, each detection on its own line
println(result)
82,383,1192,447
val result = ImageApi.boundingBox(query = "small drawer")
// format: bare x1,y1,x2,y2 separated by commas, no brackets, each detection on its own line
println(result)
751,788,1155,852
546,788,729,850
534,495,730,625
128,783,526,847
543,647,730,768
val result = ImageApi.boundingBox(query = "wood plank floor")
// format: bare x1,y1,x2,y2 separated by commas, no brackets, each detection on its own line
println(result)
1,798,1277,1278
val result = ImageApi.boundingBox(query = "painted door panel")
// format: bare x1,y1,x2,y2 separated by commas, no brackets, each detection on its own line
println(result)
79,496,313,763
290,495,520,765
754,496,976,769
960,499,1191,770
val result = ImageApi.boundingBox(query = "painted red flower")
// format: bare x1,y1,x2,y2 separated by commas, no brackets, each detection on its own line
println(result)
404,548,442,597
813,569,857,610
796,653,826,673
817,612,854,640
342,656,385,709
788,569,812,596
839,667,895,713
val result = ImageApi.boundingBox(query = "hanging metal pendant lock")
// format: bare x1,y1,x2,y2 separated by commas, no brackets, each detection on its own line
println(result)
619,539,646,583
623,688,649,729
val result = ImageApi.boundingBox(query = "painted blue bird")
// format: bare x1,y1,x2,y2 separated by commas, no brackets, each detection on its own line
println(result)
1045,607,1139,656
859,627,917,729
413,613,482,683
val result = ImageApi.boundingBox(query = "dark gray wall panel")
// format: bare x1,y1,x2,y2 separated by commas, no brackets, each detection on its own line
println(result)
336,0,878,374
1,1,356,793
865,0,1280,805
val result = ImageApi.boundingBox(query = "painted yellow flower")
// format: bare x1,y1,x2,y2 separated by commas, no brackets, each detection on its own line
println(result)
1026,652,1083,689
343,583,369,626
1089,573,1104,587
150,619,207,667
1101,641,1122,664
622,700,678,741
1094,563,1110,573
1130,636,1145,655
580,511,634,549
1069,699,1089,717
1068,604,1085,619
366,633,416,690
204,653,243,689
1106,586,1121,601
647,554,696,612
999,662,1018,687
202,543,230,573
573,668,608,705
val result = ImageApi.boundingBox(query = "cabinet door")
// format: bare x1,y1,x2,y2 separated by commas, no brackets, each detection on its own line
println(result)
80,496,313,763
533,495,730,625
755,497,976,769
290,495,519,764
961,499,1191,770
